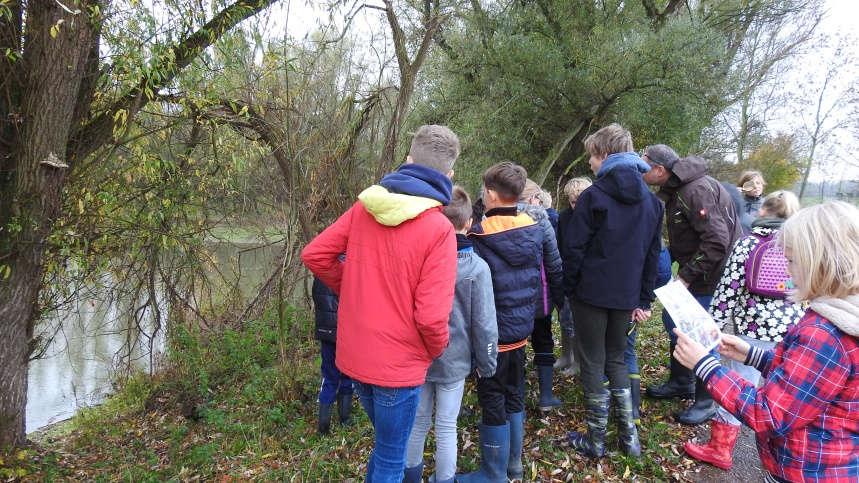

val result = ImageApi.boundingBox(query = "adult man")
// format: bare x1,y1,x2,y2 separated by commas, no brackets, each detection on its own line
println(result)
641,144,741,425
302,125,460,482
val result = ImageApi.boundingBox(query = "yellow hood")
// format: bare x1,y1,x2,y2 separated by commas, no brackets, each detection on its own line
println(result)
358,185,442,226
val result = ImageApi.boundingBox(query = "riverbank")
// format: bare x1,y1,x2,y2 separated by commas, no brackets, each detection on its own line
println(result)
4,307,739,481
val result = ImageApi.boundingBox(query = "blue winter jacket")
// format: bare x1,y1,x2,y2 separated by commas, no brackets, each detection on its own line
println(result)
560,163,665,310
312,277,339,343
469,207,545,344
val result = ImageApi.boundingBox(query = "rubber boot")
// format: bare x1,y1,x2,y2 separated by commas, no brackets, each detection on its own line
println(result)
683,419,741,470
629,374,641,423
507,411,524,480
337,393,353,426
610,388,642,457
318,402,332,435
675,379,716,425
560,335,580,376
537,365,562,411
567,390,609,458
645,343,695,399
403,461,424,483
456,423,510,483
554,334,574,370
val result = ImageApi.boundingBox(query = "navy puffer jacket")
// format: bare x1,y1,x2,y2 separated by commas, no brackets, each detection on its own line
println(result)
470,208,545,344
312,277,339,343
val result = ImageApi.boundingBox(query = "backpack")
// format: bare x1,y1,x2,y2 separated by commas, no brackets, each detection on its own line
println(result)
744,232,792,299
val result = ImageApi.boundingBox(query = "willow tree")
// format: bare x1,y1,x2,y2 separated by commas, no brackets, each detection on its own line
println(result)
0,0,278,448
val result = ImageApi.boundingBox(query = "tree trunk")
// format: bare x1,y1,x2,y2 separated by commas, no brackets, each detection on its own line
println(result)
0,0,94,446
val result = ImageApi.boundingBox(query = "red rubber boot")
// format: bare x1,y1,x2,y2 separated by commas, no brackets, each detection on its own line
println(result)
683,419,741,470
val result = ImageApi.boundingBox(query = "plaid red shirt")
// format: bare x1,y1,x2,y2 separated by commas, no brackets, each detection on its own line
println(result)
696,310,859,482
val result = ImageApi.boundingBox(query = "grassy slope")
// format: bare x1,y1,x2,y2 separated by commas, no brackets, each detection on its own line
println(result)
6,306,714,481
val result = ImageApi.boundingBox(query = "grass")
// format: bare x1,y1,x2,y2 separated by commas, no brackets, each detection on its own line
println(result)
5,305,711,481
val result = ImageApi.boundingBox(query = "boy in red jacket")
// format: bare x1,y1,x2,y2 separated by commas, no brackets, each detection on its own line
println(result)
301,125,460,483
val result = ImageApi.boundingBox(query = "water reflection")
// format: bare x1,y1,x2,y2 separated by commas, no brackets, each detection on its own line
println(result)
26,242,283,433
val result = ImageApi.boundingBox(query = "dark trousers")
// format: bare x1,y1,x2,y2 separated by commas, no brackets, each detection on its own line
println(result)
476,347,525,426
571,300,632,395
319,341,353,404
530,315,555,366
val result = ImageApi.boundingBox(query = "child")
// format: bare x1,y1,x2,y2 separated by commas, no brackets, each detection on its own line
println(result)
560,123,663,458
519,179,565,411
458,162,564,482
555,177,593,376
301,125,460,482
674,201,859,482
683,190,805,470
403,186,498,483
312,275,353,434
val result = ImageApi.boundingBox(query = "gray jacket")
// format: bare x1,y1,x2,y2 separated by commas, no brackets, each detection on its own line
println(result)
426,249,498,383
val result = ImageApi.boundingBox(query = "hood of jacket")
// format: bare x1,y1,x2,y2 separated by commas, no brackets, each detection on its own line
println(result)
751,217,785,231
596,152,651,178
664,155,709,191
469,213,540,268
358,185,441,227
593,163,649,205
809,295,859,337
379,163,452,205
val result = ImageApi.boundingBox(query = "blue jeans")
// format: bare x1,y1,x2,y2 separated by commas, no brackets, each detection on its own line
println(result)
405,380,465,481
625,324,639,375
355,382,421,483
319,341,353,404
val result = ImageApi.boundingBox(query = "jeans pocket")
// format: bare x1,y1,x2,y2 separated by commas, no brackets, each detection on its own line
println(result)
374,386,399,407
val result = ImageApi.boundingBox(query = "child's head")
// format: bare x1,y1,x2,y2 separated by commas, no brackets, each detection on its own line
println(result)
407,125,460,176
519,179,543,206
443,185,473,233
760,190,800,219
779,201,859,301
482,162,527,210
738,170,765,197
583,123,633,174
563,177,593,209
537,190,553,209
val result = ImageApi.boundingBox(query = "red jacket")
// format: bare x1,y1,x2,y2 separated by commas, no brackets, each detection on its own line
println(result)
301,185,457,387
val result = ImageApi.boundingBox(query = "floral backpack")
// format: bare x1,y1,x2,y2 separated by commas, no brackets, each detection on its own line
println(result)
744,232,792,299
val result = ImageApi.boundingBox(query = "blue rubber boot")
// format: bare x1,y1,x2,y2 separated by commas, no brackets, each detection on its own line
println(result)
537,365,562,411
456,423,510,483
403,461,423,483
507,411,525,480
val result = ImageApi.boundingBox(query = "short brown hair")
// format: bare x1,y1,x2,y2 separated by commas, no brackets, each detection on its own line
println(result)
443,185,472,230
483,162,527,202
408,125,461,173
583,123,633,158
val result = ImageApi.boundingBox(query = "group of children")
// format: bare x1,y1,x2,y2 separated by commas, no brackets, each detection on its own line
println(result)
303,123,859,482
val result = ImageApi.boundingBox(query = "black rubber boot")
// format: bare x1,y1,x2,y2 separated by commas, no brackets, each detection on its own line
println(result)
337,393,353,426
675,379,716,426
567,390,609,458
611,388,641,457
630,373,641,423
645,343,695,400
318,402,332,435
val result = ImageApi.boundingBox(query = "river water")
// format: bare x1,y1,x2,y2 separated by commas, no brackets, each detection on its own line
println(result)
26,242,283,433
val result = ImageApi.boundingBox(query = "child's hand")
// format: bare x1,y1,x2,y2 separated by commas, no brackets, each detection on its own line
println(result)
718,333,751,363
672,328,710,369
631,308,651,322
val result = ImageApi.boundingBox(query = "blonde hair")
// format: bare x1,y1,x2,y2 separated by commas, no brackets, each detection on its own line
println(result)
583,123,634,158
520,179,543,203
760,190,800,219
738,170,765,189
537,190,553,208
563,177,593,205
779,201,859,301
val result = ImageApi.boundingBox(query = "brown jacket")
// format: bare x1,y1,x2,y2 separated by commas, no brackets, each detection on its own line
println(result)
658,156,741,296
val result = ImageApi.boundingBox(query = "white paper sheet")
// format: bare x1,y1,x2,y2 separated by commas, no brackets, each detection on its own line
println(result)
655,280,721,351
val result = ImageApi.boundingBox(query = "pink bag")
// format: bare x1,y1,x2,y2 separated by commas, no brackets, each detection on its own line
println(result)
744,232,792,299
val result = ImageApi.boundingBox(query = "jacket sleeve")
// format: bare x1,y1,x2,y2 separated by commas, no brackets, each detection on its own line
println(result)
414,225,457,359
470,264,498,378
695,325,850,438
540,217,565,310
560,192,598,298
638,201,664,309
709,238,749,329
301,205,355,294
677,184,735,287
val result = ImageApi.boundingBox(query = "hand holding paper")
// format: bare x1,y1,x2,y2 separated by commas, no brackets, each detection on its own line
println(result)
654,280,721,352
